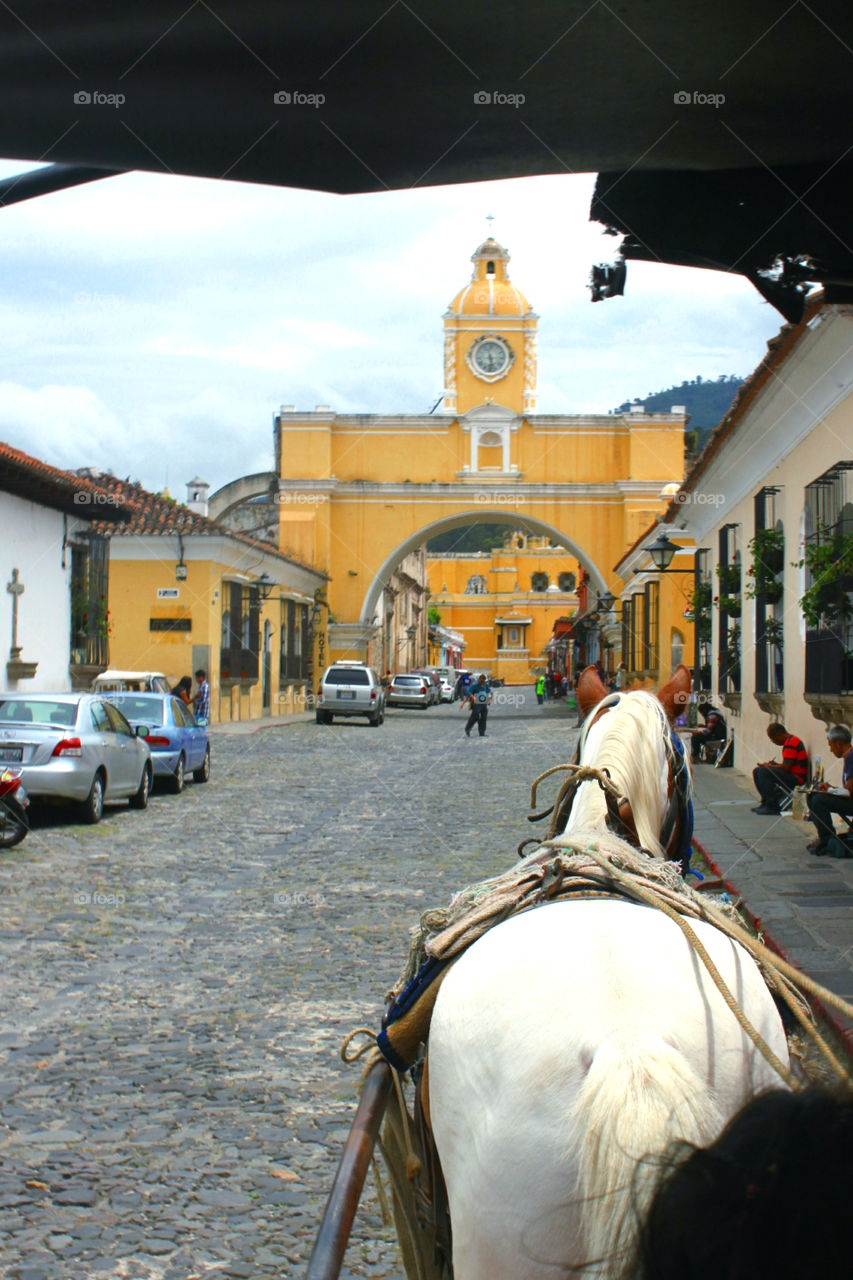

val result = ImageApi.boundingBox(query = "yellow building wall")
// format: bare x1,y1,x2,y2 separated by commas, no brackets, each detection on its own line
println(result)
107,557,308,725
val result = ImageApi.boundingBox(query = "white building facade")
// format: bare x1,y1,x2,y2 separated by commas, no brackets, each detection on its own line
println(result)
668,301,853,783
0,446,129,693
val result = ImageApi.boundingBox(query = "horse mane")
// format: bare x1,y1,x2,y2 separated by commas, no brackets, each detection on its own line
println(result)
567,690,685,858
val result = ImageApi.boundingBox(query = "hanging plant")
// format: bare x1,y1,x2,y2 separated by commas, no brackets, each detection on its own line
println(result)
686,581,713,640
797,526,853,628
716,562,742,596
721,623,741,685
715,594,741,617
745,528,785,600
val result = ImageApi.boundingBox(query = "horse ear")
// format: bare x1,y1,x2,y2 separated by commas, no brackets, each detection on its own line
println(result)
658,663,692,721
577,665,609,718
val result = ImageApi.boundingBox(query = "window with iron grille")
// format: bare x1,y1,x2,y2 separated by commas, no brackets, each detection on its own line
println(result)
629,592,645,673
644,580,659,672
803,463,853,696
220,583,260,681
718,525,741,693
280,600,309,681
693,549,712,691
753,488,784,694
70,533,109,667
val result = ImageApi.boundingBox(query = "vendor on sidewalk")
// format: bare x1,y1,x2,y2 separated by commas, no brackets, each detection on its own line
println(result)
689,702,727,763
752,722,808,814
808,725,853,856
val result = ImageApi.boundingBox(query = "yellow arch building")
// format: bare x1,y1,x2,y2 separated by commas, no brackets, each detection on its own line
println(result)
268,237,686,665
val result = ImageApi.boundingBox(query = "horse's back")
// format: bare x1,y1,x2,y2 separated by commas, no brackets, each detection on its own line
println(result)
428,897,788,1279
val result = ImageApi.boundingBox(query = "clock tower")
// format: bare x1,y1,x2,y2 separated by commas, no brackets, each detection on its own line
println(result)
442,237,538,416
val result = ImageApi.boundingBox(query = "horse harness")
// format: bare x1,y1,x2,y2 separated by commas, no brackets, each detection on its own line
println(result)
522,695,694,875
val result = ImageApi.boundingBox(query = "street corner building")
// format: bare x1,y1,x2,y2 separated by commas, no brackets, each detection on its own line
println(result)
77,473,326,725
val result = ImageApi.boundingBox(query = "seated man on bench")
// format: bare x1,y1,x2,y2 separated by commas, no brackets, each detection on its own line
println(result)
808,725,853,856
752,722,808,814
690,703,727,763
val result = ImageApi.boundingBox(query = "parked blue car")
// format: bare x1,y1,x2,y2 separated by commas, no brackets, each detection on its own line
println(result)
105,694,210,793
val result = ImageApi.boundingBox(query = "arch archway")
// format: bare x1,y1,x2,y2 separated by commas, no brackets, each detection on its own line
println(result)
360,510,608,622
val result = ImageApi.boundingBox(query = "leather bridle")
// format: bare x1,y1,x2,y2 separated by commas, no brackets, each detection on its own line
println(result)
528,695,694,875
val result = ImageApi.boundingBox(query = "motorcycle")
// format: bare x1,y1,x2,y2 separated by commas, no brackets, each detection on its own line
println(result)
0,768,30,848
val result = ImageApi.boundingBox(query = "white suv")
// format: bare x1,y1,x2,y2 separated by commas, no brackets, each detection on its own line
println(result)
315,662,386,727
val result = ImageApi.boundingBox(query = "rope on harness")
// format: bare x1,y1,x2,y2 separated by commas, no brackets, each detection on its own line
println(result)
574,849,797,1089
527,762,630,839
547,838,853,1087
341,1028,423,1182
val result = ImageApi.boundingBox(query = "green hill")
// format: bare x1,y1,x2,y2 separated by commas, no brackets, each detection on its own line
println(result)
614,374,744,459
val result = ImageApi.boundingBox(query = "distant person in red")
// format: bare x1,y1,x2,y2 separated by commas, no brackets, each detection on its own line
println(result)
752,722,808,814
553,670,563,697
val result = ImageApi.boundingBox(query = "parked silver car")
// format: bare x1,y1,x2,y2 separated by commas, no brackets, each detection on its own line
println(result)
0,693,153,823
412,669,441,706
387,674,433,709
315,662,385,726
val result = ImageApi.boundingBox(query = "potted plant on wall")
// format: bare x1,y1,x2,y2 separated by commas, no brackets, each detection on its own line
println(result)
746,528,785,601
798,525,853,629
686,581,713,637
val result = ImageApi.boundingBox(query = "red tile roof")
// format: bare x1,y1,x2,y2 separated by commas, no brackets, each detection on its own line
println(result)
82,472,321,575
0,441,133,521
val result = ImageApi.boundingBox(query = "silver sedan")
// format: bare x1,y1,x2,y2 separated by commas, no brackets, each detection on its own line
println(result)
0,692,153,823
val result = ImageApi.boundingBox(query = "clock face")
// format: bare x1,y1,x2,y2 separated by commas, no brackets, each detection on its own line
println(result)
473,339,509,375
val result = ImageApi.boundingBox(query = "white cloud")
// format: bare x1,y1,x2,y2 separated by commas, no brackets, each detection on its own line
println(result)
0,162,784,494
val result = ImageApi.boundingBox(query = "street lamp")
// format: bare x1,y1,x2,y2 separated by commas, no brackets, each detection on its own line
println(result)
644,531,691,573
255,572,275,601
311,590,327,627
596,589,616,614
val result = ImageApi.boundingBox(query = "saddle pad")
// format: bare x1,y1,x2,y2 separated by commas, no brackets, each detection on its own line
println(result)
375,837,692,1072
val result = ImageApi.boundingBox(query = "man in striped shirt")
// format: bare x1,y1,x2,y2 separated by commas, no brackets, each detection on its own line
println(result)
752,722,808,814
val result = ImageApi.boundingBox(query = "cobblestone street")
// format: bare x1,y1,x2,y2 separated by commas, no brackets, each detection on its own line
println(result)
0,690,578,1280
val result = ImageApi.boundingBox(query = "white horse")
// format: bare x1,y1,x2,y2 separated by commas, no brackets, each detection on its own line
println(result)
427,667,789,1279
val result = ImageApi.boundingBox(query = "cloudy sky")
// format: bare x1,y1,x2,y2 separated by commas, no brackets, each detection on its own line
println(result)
0,158,784,497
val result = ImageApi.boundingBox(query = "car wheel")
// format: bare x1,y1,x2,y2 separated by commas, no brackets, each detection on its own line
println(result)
81,772,105,825
129,763,152,809
369,710,381,727
193,746,210,783
168,755,185,794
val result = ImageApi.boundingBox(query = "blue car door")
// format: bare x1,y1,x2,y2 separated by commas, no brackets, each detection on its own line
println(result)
171,698,201,769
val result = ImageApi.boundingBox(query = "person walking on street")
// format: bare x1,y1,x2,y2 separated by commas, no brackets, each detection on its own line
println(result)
193,668,210,722
535,673,546,705
807,724,853,855
464,674,492,737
